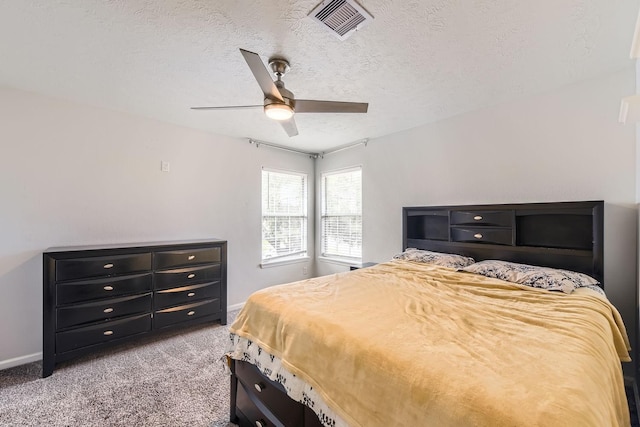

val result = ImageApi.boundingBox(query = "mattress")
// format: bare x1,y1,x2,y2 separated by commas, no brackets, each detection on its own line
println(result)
228,260,631,427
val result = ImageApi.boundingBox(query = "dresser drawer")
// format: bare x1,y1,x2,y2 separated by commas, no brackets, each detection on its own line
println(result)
57,293,152,330
235,360,304,426
154,247,221,270
56,313,152,353
451,227,513,245
153,299,221,329
56,253,152,282
56,273,152,305
154,281,221,309
154,264,221,290
450,210,513,227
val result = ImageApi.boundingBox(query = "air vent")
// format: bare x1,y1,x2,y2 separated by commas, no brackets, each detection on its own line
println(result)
309,0,373,41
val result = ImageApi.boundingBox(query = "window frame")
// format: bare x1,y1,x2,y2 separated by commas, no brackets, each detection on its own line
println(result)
320,166,362,264
260,167,309,267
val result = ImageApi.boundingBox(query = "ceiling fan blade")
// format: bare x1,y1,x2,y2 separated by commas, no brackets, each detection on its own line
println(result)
239,48,284,102
191,105,262,110
280,117,299,137
294,100,368,114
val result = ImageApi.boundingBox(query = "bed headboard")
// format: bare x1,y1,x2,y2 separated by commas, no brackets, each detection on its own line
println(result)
402,201,604,286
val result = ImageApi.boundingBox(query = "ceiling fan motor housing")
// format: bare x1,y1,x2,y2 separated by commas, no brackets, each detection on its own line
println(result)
264,57,295,113
265,82,295,110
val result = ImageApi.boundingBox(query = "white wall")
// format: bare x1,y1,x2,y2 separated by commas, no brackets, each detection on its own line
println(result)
0,87,314,369
2,66,637,373
317,67,638,375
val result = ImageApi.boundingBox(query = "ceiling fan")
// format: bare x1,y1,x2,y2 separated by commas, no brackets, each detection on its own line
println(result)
191,49,369,137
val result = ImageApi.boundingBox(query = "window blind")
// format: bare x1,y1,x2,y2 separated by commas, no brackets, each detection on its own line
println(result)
321,167,362,260
262,169,308,262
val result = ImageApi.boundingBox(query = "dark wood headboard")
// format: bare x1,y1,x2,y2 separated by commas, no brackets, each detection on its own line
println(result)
402,201,604,286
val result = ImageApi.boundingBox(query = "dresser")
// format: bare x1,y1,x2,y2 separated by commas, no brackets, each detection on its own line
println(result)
43,239,227,377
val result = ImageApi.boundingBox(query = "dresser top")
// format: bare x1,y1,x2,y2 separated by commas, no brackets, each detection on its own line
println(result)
44,238,226,254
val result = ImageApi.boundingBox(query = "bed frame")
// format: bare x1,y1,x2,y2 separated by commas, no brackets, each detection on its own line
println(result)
229,200,605,426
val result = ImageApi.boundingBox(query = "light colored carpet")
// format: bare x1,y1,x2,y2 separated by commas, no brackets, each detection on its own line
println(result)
0,311,239,427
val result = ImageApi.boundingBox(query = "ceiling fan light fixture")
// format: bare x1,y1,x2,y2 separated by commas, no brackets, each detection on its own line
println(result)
264,103,294,121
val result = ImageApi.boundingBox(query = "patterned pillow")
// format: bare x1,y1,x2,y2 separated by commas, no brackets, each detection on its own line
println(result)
393,248,475,269
461,260,599,294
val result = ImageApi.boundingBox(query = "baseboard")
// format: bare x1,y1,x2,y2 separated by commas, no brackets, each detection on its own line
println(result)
228,302,245,312
0,352,42,371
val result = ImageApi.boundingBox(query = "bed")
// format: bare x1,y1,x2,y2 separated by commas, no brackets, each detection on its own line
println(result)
225,200,632,427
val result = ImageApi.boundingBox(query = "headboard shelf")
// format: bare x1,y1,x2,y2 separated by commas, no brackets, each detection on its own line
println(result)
402,201,604,285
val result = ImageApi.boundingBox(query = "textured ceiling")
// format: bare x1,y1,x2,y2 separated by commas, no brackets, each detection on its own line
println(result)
0,1,637,152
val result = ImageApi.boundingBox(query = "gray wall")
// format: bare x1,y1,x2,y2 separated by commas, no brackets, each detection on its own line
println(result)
0,87,314,369
316,67,638,376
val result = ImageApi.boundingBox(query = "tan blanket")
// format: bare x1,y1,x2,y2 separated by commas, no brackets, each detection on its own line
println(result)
230,260,631,427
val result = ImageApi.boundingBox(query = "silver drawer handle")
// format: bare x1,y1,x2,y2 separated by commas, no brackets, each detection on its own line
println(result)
474,233,483,239
188,255,195,260
187,292,196,297
103,285,114,291
103,263,114,269
187,273,196,279
103,308,114,313
473,215,483,221
187,310,195,316
103,330,113,336
254,382,265,392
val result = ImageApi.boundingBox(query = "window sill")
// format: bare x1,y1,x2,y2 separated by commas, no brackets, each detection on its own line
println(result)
260,256,310,269
318,256,362,267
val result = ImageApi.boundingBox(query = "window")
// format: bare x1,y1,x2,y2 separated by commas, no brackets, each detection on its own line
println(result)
261,168,308,264
321,167,362,261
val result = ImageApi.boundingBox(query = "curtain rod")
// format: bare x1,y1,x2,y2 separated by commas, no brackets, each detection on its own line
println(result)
320,139,368,158
248,137,369,159
248,139,319,159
